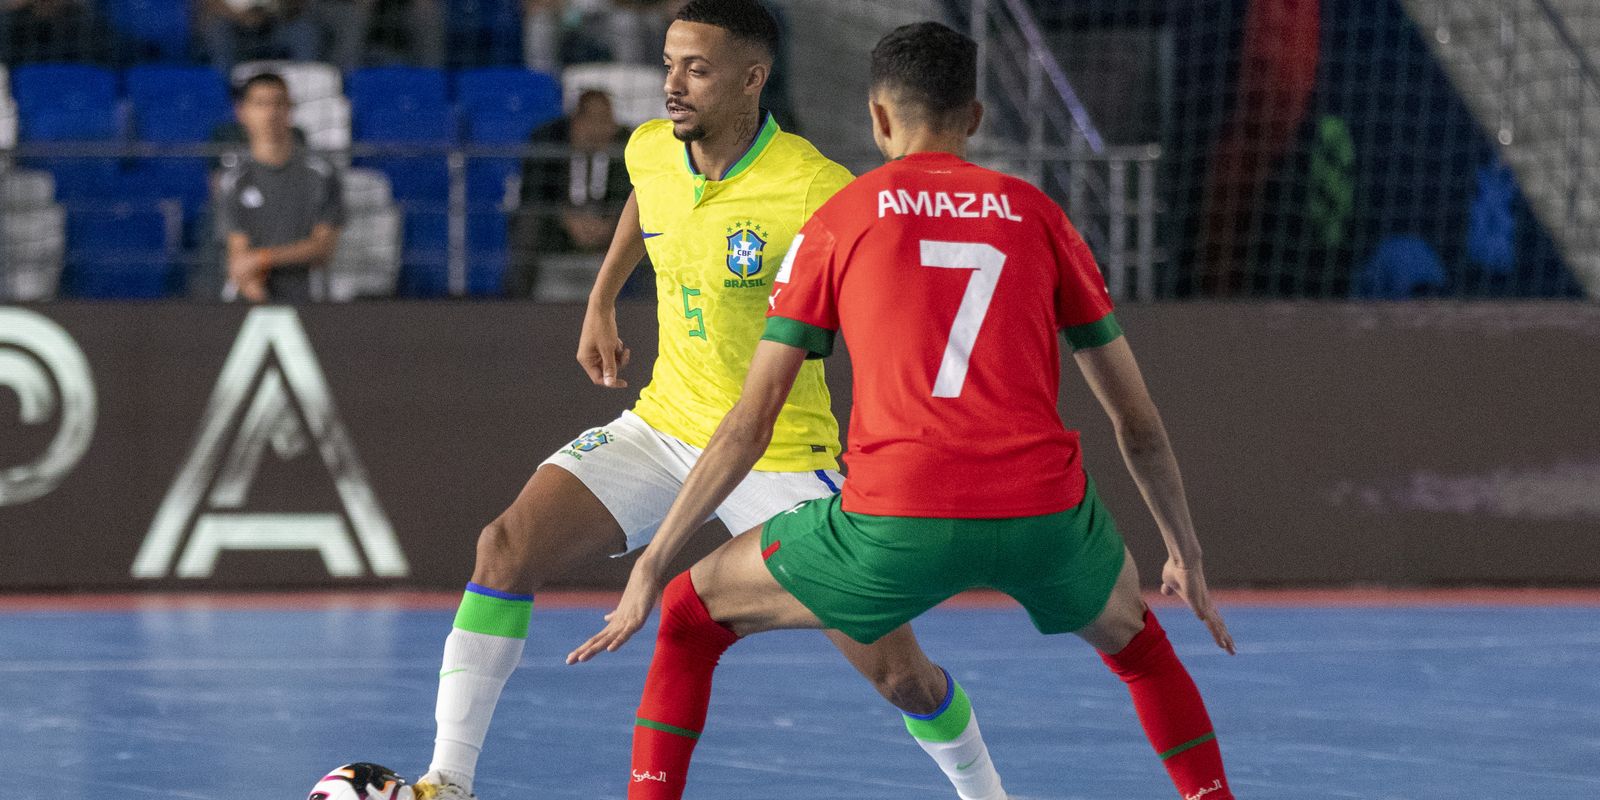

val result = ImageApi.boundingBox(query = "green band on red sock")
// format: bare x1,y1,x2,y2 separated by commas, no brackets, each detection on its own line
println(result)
452,587,533,638
1158,731,1216,760
636,716,701,740
903,677,973,743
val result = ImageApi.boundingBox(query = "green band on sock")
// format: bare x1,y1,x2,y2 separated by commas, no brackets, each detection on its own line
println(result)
1158,731,1216,760
452,590,533,638
903,680,973,743
636,716,701,740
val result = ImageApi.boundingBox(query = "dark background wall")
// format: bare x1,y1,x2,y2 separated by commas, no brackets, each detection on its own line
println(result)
1,301,1596,591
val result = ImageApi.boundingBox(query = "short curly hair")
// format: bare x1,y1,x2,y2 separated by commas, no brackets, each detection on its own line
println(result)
675,0,780,60
871,22,978,127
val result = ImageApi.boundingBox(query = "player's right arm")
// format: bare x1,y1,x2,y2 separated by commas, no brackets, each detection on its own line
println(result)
1073,338,1233,653
576,190,645,388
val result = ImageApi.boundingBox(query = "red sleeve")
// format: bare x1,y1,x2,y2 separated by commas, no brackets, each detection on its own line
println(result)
1053,208,1113,328
768,212,841,332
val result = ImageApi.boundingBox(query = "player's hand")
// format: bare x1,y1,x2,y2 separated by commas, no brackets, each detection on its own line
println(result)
566,564,662,664
1161,558,1235,655
577,304,631,388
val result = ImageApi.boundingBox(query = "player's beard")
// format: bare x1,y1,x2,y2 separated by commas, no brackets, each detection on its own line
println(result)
672,122,708,142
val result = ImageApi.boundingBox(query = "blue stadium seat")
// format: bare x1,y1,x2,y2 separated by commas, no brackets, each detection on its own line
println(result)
396,208,450,297
348,67,451,122
105,0,191,62
11,65,119,141
456,69,561,210
467,209,508,296
455,68,562,141
126,66,231,142
12,66,122,204
62,205,179,299
123,67,230,216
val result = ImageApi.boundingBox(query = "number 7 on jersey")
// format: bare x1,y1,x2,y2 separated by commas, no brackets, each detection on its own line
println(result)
921,240,1006,398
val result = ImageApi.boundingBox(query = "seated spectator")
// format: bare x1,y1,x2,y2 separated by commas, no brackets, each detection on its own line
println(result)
216,72,343,302
200,0,318,72
522,0,677,72
0,0,113,64
507,88,630,297
320,0,444,69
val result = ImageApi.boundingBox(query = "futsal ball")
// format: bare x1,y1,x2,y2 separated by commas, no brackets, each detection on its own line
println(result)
307,763,411,800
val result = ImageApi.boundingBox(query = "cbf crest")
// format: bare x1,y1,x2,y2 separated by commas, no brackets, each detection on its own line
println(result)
559,428,614,460
725,220,769,279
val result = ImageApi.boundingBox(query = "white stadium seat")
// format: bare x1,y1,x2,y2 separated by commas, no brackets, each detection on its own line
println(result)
561,63,665,127
1,205,67,301
328,168,402,300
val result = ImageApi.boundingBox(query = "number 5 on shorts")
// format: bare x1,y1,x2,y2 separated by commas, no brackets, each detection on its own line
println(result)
920,240,1006,398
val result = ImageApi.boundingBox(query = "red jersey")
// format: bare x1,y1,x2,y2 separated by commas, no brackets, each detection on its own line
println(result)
762,151,1121,518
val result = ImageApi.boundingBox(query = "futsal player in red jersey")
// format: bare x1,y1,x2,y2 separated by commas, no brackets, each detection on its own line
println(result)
570,21,1239,800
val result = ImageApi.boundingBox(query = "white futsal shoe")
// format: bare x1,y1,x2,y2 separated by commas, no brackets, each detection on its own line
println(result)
410,771,477,800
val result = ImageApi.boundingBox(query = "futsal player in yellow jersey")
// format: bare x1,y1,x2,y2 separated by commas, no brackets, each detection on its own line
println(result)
412,3,1009,799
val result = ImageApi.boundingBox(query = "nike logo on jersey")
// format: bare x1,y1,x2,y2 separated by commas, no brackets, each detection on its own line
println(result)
642,232,664,239
876,190,1024,221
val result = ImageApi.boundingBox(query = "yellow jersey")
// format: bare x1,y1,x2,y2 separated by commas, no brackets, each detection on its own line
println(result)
627,112,851,471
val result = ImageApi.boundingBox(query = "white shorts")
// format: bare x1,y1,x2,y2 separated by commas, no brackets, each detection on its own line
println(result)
540,410,844,553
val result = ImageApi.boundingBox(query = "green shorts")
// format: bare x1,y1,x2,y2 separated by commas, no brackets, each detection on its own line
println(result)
760,477,1127,644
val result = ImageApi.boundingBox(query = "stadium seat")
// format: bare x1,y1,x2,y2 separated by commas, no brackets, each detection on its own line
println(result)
466,209,508,296
11,66,122,203
1353,234,1448,299
455,68,562,141
395,208,450,297
62,204,181,298
295,96,352,156
127,66,231,142
0,97,17,150
562,63,665,127
1,208,67,301
1,168,56,208
456,68,561,210
123,67,231,213
1,196,66,301
11,65,120,141
348,67,450,121
329,168,403,300
105,0,191,62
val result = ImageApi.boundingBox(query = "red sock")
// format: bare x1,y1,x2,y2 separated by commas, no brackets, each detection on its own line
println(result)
1100,609,1233,800
629,571,739,799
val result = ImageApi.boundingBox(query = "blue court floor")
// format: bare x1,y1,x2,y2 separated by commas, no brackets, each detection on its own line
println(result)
2,602,1596,799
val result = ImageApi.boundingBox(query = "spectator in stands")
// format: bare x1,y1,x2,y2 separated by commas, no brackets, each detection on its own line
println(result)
522,0,677,72
318,0,445,69
217,72,343,302
0,0,112,64
507,88,630,297
200,0,318,72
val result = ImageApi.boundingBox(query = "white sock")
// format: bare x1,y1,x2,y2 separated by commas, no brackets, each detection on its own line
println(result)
914,713,1007,800
428,627,526,791
904,670,1007,800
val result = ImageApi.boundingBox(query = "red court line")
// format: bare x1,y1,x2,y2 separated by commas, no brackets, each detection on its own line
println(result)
2,586,1599,612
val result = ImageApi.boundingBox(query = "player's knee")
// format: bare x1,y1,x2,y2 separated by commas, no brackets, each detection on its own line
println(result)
657,572,736,651
865,663,945,716
472,517,543,592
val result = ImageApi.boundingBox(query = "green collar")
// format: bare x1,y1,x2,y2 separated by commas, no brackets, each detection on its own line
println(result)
684,111,780,202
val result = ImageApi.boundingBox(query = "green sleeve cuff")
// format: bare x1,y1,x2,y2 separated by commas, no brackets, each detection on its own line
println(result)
1063,312,1124,350
762,315,835,359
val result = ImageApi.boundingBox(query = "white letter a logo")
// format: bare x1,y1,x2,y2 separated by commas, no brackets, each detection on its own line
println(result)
133,308,408,578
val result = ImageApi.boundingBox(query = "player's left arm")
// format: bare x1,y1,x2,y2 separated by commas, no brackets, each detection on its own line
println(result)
567,339,809,664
